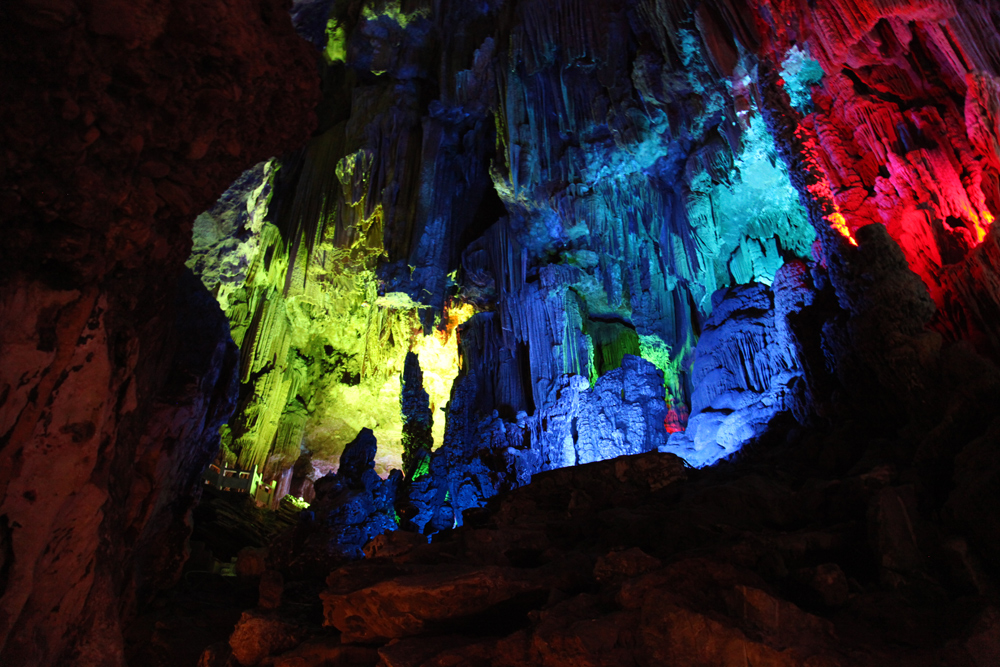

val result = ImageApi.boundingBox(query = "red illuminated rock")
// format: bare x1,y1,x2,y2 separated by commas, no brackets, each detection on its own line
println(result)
229,609,308,667
322,564,553,643
750,0,1000,356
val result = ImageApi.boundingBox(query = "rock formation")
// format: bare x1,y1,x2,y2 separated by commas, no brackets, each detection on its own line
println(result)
663,278,804,466
269,427,400,577
194,0,1000,515
0,0,319,664
5,0,1000,665
189,0,821,486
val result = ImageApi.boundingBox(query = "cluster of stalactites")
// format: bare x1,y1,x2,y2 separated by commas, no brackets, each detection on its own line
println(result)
752,0,1000,354
198,0,1000,490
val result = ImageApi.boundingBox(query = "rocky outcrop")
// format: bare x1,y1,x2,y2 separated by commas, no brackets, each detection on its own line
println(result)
321,452,687,647
400,353,671,534
229,608,309,667
270,428,400,577
664,279,805,467
0,0,319,664
253,398,1000,665
322,563,562,644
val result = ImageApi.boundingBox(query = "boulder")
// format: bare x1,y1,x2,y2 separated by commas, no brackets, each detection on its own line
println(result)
321,565,551,643
228,609,307,667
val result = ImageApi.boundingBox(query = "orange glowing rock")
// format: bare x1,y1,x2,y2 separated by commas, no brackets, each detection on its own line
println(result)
826,209,857,246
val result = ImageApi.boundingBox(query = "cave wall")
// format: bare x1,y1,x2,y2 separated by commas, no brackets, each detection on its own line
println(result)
0,1,319,664
7,0,1000,659
750,0,1000,351
187,0,1000,530
193,0,822,498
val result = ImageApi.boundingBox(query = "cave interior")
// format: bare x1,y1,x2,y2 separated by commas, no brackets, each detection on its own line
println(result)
4,0,1000,665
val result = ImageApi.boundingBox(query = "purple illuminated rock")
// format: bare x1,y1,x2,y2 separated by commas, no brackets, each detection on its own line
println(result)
663,281,804,467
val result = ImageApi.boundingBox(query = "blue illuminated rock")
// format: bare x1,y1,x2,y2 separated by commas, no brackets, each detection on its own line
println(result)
270,429,400,575
403,354,668,533
662,280,805,467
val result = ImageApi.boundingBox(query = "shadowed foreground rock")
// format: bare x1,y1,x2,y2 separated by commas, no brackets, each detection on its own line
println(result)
269,429,401,578
0,0,319,662
213,422,1000,666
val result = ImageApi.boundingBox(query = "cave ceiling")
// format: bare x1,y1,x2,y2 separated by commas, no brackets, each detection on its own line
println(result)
190,0,1000,487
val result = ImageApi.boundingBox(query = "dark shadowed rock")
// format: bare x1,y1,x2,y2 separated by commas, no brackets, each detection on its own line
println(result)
0,0,318,659
259,570,284,610
269,429,401,577
269,635,379,667
229,609,308,667
322,564,554,643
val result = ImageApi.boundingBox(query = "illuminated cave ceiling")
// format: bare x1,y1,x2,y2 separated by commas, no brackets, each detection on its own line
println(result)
191,0,1000,492
191,0,818,483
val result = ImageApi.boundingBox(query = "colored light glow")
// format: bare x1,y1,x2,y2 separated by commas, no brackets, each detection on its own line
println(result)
976,209,993,244
826,208,857,246
639,333,692,400
693,114,816,288
324,19,347,64
362,1,429,28
412,300,475,452
779,45,824,112
664,403,689,434
411,457,430,481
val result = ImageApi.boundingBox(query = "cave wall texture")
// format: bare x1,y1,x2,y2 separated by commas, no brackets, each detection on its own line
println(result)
193,0,818,500
188,0,1000,526
6,0,1000,665
0,0,320,664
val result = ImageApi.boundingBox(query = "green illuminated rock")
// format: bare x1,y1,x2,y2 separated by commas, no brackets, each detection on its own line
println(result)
401,351,433,479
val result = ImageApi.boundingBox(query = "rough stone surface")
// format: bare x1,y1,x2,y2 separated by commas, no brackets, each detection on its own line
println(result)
664,281,804,466
193,0,1000,539
269,429,400,577
8,1,1000,666
322,564,553,643
229,609,308,667
0,0,319,663
753,0,1000,357
288,441,999,666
